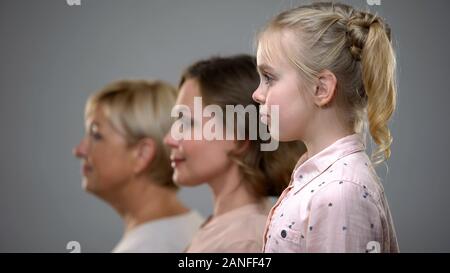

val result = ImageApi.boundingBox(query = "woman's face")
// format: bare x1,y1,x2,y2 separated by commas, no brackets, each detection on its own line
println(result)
164,79,237,187
73,106,135,197
252,41,315,142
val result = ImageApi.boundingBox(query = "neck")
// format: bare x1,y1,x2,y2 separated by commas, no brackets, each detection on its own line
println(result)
207,164,259,218
303,107,354,160
103,177,189,234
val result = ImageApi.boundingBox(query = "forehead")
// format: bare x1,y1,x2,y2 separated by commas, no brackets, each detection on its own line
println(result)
256,30,294,71
85,105,110,130
176,78,202,110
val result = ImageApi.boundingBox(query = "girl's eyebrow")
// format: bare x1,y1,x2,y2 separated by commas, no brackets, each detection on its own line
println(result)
257,63,275,74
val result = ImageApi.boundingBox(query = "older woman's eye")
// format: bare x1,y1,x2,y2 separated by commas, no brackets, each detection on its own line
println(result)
89,131,102,140
88,124,103,140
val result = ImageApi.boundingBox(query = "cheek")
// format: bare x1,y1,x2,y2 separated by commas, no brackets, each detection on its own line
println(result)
268,88,310,141
89,145,131,185
265,89,281,109
176,140,233,185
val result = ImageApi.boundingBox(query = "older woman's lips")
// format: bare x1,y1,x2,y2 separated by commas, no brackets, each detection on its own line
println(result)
82,164,92,176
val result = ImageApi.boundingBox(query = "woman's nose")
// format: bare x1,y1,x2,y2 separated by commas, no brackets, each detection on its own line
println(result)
163,131,178,148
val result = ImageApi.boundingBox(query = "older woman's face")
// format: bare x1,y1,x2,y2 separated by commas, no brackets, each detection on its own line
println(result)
73,106,135,198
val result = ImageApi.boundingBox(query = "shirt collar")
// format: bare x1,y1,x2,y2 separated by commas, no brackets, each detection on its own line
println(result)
292,134,366,188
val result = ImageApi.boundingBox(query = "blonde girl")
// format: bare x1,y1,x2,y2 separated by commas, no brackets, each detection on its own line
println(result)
252,2,399,252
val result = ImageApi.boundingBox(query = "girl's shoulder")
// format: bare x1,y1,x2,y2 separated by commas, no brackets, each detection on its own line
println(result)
311,151,385,203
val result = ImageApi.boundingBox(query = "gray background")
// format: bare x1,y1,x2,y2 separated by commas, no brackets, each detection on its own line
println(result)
0,0,449,252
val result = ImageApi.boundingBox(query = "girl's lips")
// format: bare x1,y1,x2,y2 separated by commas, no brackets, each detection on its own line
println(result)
259,105,269,115
259,105,270,124
260,114,270,125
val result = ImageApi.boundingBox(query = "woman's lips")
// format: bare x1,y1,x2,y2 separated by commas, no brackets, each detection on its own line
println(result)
170,156,186,168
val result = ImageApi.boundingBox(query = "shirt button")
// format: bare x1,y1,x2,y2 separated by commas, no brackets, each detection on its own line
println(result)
281,230,287,238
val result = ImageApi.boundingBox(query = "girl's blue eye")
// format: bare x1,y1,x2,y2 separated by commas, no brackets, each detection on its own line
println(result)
262,73,274,85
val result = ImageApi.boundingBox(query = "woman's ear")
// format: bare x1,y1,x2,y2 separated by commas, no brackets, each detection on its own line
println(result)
231,139,250,156
313,69,337,107
133,138,156,174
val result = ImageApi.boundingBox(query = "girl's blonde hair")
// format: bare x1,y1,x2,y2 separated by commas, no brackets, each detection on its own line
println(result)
258,2,397,164
85,80,178,189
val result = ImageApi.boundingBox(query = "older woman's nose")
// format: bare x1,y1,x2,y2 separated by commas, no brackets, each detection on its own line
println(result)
73,138,87,158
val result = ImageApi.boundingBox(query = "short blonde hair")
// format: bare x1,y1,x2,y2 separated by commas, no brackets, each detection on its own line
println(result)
85,80,178,189
258,2,397,164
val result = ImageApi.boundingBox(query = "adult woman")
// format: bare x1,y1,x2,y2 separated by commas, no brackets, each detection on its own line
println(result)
165,55,305,252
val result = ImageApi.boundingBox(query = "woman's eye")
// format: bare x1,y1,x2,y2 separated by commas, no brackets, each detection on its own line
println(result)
178,116,194,128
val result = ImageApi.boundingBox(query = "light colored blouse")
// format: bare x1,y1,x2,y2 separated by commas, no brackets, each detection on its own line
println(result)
263,134,399,253
112,210,204,253
186,201,272,253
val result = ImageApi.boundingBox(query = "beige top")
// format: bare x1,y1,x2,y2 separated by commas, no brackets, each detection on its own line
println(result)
112,210,204,253
186,200,272,253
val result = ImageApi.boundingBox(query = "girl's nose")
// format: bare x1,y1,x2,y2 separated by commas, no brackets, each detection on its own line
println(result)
252,86,266,104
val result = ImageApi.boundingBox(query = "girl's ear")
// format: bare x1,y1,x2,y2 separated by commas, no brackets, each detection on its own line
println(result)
313,69,337,107
133,138,156,174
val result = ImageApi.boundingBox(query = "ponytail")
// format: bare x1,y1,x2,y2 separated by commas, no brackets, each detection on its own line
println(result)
361,19,397,164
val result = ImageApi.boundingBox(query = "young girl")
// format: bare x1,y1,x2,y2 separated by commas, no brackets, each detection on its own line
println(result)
73,80,204,252
164,55,305,252
252,2,399,252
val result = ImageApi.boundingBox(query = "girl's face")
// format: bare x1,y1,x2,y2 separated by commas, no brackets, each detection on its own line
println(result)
73,106,135,197
252,43,315,142
164,79,237,187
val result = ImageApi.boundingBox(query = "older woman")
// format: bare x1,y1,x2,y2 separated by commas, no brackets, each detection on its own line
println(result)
73,80,204,252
